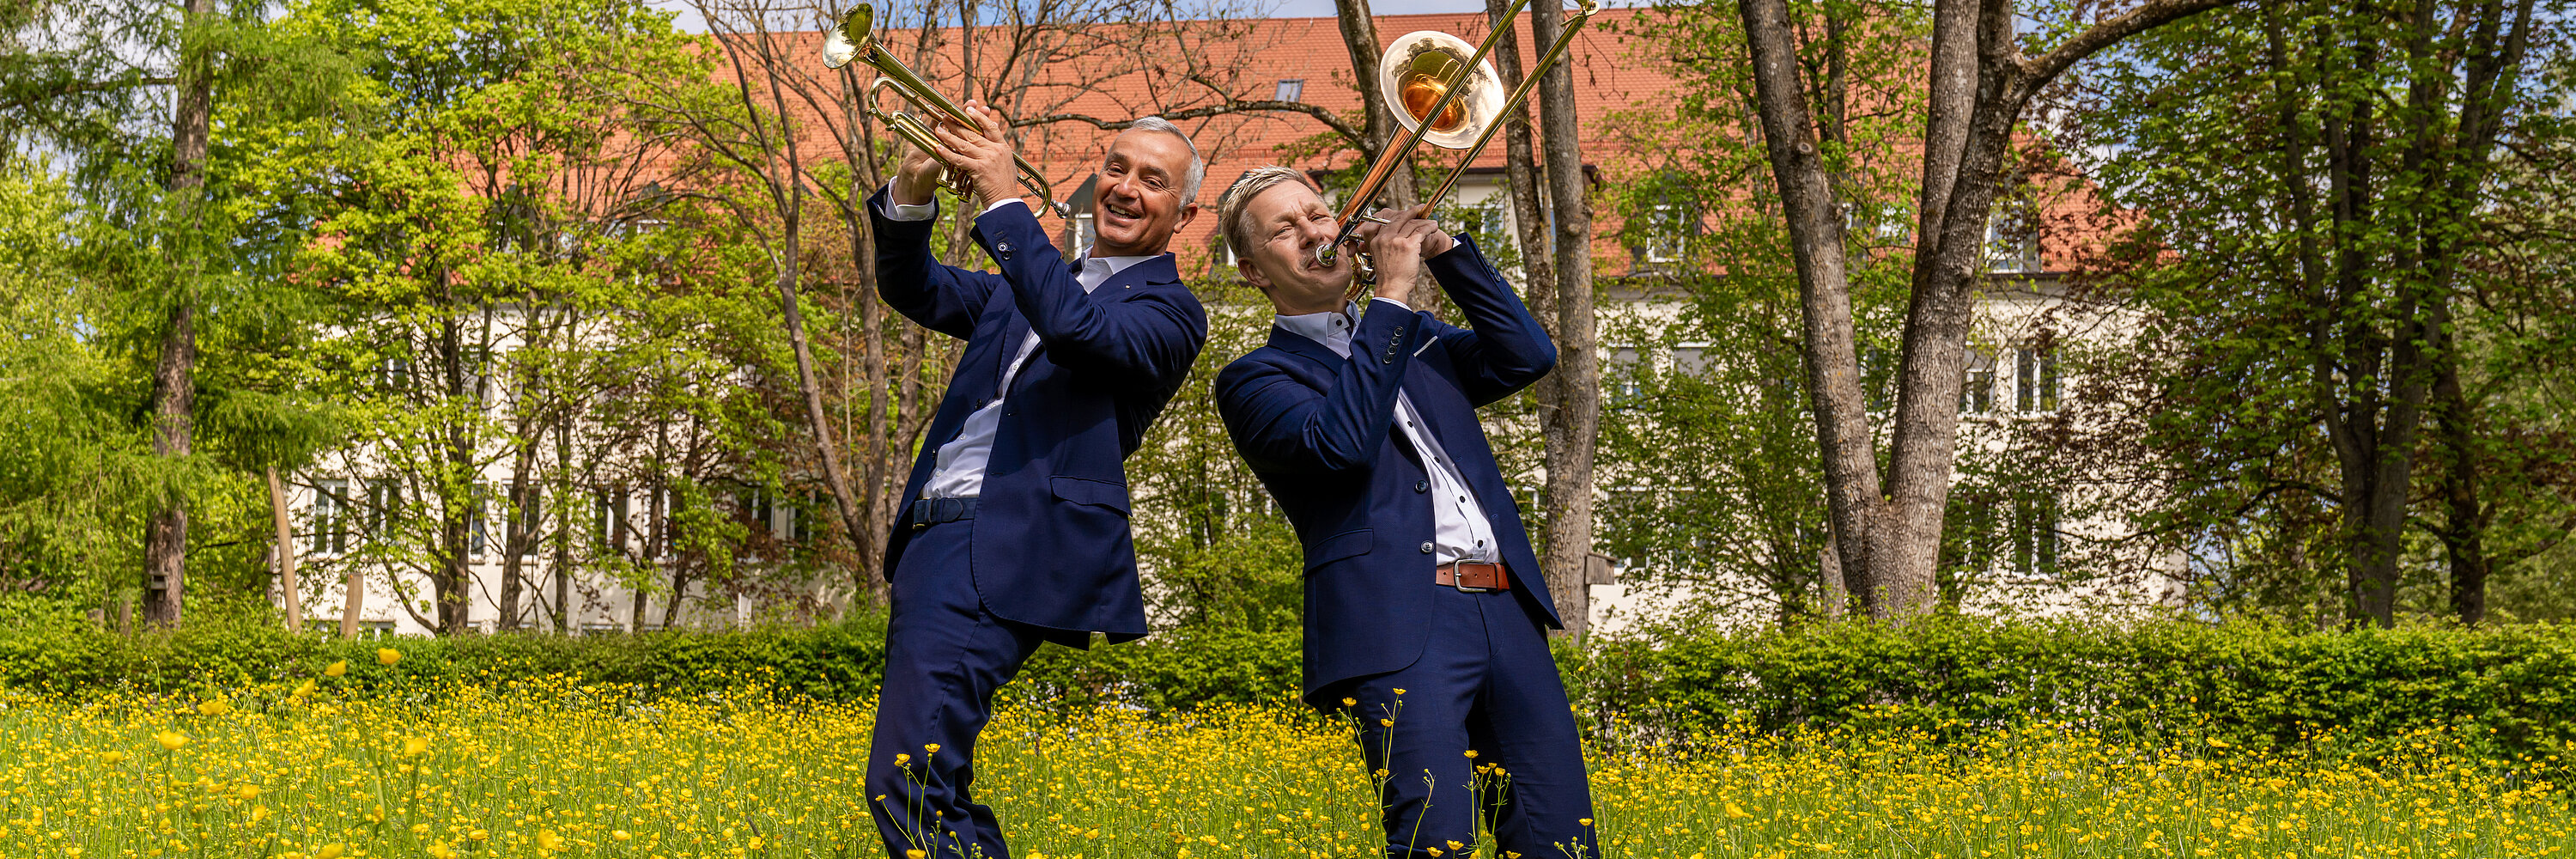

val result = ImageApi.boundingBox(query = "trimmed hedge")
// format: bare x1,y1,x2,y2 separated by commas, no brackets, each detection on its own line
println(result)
9,613,2576,758
0,614,1301,710
1566,615,2576,757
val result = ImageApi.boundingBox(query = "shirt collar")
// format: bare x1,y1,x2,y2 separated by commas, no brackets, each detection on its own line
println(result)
1274,302,1361,356
1080,254,1155,281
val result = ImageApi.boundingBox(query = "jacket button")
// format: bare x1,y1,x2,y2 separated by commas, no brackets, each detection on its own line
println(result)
1414,479,1427,492
1419,541,1434,553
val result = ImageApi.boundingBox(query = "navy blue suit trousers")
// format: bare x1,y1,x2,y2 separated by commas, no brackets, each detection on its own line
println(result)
865,520,1045,858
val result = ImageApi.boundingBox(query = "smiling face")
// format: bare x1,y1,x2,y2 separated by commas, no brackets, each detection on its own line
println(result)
1089,128,1200,258
1231,180,1354,316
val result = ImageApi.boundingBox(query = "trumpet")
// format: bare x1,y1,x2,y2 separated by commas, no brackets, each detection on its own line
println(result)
824,3,1073,220
1324,0,1601,299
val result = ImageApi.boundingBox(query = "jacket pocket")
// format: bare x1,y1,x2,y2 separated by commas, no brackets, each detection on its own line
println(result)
1303,528,1374,570
1049,476,1131,516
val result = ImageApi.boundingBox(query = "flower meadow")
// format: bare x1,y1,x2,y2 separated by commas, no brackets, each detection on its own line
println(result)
5,663,2576,858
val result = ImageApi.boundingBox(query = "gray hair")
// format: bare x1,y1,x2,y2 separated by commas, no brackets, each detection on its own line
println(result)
1122,116,1206,205
1215,165,1315,262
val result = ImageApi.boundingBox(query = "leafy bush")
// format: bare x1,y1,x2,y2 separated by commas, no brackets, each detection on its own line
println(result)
11,613,2576,758
1567,614,2576,758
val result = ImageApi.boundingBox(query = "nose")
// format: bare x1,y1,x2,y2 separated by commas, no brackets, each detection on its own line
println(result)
1102,172,1145,209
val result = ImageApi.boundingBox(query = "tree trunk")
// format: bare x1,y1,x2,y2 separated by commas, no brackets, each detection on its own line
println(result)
498,455,535,631
555,416,576,633
141,0,217,630
340,567,364,637
1746,0,2245,623
1529,3,1596,639
1332,0,1420,210
1738,0,1886,618
267,467,301,632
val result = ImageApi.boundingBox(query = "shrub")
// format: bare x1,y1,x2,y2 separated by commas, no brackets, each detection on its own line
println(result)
1568,614,2576,758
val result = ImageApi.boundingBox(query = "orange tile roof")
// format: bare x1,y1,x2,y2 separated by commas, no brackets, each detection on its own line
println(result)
751,8,1673,270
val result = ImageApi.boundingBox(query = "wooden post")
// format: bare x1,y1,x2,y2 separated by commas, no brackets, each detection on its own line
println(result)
266,466,301,632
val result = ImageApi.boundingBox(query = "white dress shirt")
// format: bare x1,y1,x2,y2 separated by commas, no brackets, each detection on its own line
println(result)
1275,300,1497,565
880,186,1147,500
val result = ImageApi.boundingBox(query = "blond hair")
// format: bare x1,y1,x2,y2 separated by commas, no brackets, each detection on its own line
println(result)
1214,166,1316,262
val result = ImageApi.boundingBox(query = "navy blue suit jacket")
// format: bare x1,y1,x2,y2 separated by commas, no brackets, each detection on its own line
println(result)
872,188,1208,645
1212,236,1558,704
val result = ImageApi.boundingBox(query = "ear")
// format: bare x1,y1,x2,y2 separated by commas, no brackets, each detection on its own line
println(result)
1236,253,1270,292
1172,202,1200,232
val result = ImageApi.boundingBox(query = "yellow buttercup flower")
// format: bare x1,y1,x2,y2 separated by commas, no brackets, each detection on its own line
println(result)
376,648,402,666
428,844,454,859
611,830,631,841
323,661,347,677
315,845,345,859
906,850,927,859
196,698,231,716
537,829,562,850
1341,697,1358,707
924,743,941,753
98,751,125,764
402,736,429,756
153,731,188,751
291,679,316,698
236,784,260,801
1463,749,1479,758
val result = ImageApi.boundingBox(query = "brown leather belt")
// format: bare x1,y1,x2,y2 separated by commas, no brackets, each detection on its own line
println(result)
1437,561,1510,592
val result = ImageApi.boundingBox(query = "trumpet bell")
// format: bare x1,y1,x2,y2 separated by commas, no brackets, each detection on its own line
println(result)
822,3,876,70
1378,30,1504,149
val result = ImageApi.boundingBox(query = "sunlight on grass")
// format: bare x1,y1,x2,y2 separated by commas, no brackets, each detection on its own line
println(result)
4,673,2572,857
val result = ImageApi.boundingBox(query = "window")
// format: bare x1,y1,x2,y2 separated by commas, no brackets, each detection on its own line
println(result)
367,480,404,540
2014,347,2059,412
1671,344,1716,377
596,491,629,547
1273,78,1305,102
1986,202,2042,273
2014,494,2061,576
1642,204,1691,264
380,356,410,393
1959,350,1995,415
1604,347,1642,405
1461,195,1512,253
513,490,542,559
468,486,490,559
313,479,350,555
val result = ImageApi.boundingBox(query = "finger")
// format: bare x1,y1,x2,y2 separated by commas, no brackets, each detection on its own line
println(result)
978,106,1009,142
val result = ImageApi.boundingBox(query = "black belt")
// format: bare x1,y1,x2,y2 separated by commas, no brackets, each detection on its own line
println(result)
908,497,979,530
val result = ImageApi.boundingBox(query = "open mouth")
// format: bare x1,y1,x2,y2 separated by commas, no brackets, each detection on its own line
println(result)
1102,201,1143,222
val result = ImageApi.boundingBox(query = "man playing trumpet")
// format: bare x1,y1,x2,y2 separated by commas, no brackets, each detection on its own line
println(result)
1212,167,1596,856
865,103,1208,859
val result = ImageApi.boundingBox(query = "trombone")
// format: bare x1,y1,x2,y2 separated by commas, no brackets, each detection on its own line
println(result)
823,3,1074,220
1324,0,1601,299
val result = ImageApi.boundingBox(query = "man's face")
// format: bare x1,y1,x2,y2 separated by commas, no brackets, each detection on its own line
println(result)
1234,180,1353,314
1090,129,1199,258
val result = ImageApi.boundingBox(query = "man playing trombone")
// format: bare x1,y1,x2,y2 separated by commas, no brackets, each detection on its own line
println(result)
1212,167,1595,857
865,103,1208,859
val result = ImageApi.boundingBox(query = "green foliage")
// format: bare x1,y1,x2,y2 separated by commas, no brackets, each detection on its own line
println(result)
19,614,2576,763
1572,614,2576,759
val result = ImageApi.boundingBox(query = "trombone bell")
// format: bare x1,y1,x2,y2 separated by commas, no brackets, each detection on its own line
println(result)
1378,30,1504,149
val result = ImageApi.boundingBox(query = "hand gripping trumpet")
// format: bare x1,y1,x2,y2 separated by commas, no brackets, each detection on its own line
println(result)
823,3,1073,220
1325,0,1601,302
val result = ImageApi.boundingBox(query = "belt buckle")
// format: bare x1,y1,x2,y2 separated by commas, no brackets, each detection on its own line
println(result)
1449,562,1490,594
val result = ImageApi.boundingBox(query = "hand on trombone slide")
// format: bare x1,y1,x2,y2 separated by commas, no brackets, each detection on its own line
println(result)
1348,204,1454,308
